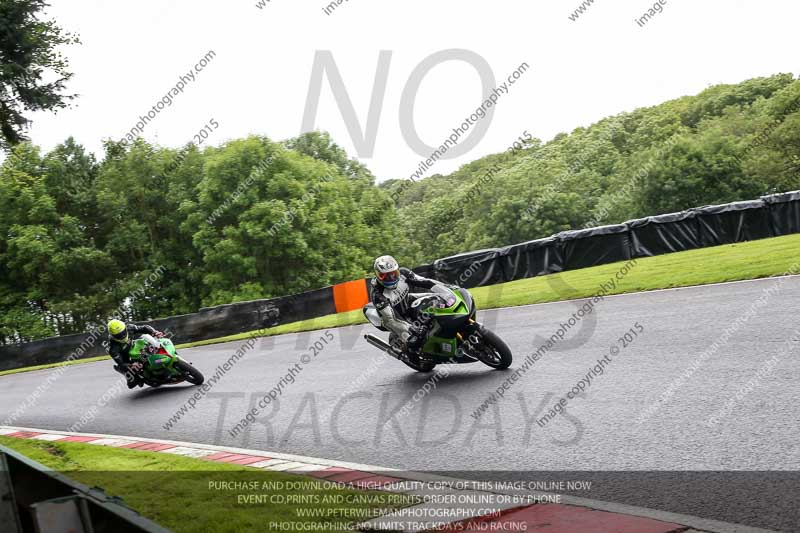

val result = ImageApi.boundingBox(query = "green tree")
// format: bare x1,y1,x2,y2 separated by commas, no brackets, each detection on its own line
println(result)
192,136,396,305
0,143,113,340
0,0,79,149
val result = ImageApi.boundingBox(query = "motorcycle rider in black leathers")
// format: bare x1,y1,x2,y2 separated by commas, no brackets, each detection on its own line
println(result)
369,255,443,355
106,319,164,389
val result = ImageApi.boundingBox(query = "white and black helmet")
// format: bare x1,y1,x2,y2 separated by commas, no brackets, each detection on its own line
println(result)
374,255,400,289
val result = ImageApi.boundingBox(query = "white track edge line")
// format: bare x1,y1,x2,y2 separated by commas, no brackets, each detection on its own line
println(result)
1,426,778,533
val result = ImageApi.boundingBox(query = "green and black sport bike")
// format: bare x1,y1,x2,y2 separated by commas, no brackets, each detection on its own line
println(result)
363,284,512,372
127,334,204,388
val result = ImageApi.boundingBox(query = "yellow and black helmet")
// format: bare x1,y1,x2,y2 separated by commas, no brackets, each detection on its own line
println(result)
108,319,129,343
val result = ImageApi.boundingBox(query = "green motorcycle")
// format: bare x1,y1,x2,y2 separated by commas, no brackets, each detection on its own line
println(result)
127,334,204,387
363,284,513,372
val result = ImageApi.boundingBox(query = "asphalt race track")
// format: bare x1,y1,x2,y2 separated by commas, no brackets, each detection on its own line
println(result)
2,277,799,531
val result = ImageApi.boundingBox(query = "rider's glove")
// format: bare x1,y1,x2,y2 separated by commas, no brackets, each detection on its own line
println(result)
154,331,165,338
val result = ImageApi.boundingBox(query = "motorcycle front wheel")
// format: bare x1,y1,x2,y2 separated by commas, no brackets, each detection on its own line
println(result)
176,360,205,385
473,328,513,370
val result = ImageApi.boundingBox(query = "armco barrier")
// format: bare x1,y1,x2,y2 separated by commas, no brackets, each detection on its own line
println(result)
0,443,169,532
149,286,337,345
2,190,799,372
0,287,337,372
0,332,109,373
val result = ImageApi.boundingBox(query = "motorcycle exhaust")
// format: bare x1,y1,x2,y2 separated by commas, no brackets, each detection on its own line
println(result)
364,333,390,352
364,334,407,362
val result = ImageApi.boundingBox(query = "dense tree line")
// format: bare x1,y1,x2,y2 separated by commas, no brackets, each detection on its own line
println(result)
2,74,800,343
0,133,401,343
390,73,800,263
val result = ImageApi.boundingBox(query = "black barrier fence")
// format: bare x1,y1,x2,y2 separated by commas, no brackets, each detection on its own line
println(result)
432,191,800,288
1,191,799,371
764,189,800,235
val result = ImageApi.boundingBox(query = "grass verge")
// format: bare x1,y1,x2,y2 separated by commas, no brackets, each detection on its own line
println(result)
0,435,411,533
3,233,799,377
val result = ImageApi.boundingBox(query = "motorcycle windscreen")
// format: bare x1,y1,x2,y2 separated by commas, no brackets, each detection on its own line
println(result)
159,338,178,356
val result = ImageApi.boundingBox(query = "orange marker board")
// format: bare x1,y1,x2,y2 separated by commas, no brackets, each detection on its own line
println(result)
332,279,370,314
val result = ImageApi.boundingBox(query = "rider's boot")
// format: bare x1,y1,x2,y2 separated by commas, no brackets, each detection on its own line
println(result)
126,373,140,389
386,333,418,364
388,333,408,360
115,365,142,389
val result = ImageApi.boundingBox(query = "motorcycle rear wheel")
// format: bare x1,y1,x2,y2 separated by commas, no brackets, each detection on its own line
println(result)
403,359,437,373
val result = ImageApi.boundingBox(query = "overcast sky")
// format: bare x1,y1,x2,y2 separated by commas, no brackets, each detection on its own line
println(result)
24,0,800,182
